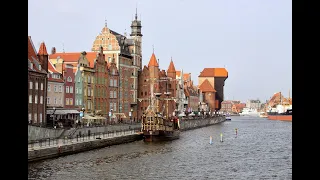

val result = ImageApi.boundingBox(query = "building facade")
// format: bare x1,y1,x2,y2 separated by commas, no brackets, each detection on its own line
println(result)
198,68,228,111
47,61,64,108
28,37,48,126
63,64,75,108
108,55,119,121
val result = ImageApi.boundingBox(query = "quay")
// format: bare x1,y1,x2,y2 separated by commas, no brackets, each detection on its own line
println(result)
28,116,225,163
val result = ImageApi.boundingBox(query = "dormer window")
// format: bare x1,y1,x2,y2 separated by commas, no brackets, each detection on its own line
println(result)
30,62,33,69
38,65,41,71
67,76,72,82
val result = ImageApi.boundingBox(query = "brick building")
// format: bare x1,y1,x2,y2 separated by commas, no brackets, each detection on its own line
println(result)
63,64,75,108
108,55,119,121
198,68,228,112
137,53,177,119
28,37,48,126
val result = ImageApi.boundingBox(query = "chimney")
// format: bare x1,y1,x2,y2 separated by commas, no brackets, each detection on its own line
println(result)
51,47,56,54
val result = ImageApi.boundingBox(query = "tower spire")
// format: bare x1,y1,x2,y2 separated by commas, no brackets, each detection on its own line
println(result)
135,3,138,20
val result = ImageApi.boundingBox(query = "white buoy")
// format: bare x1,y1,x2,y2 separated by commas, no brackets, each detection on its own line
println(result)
220,133,223,142
210,136,212,144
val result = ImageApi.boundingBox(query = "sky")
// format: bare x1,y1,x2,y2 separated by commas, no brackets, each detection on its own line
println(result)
28,0,292,103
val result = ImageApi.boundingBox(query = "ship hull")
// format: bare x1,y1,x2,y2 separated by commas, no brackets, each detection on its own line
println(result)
143,130,180,142
267,115,292,121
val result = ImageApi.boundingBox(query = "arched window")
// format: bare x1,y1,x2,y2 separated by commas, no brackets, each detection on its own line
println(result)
67,76,72,82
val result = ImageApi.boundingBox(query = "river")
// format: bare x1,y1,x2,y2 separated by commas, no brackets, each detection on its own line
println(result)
28,116,292,180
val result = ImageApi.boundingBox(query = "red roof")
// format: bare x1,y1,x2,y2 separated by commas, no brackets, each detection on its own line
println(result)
49,52,97,68
167,59,176,73
38,42,48,55
176,71,181,77
28,36,46,74
199,68,228,77
148,53,159,67
48,60,64,83
198,79,216,92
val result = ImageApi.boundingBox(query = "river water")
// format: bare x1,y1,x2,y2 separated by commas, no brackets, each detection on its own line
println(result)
28,116,292,180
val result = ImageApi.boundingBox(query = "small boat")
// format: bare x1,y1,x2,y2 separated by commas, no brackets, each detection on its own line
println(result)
225,113,231,121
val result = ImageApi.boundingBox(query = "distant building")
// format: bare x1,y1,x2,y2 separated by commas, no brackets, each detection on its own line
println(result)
28,37,48,126
47,61,64,108
246,99,261,110
221,101,233,113
198,68,228,112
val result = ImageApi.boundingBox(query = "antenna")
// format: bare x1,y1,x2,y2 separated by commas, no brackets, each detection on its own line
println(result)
62,43,65,53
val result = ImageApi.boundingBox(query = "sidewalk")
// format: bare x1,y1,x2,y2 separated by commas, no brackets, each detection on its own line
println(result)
28,129,141,151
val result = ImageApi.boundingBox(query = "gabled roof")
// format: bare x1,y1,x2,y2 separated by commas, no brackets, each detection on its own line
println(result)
48,61,64,83
199,68,228,77
167,59,176,73
148,53,159,67
183,73,191,81
28,36,47,74
199,79,216,92
49,52,97,68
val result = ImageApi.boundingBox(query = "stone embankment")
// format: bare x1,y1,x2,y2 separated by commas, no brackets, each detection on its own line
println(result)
28,116,225,163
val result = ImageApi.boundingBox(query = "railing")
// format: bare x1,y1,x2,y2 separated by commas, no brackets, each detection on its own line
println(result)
28,127,141,149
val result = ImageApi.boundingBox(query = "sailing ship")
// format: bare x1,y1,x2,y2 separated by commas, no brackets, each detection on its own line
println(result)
139,77,180,142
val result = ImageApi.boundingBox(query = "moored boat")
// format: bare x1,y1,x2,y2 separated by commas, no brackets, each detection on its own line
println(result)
267,109,292,121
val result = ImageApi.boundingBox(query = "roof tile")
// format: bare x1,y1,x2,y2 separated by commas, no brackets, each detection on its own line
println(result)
199,79,216,92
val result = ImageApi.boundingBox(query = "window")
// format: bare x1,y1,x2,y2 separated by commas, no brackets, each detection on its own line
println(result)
47,97,50,104
59,98,62,105
66,98,69,105
110,102,113,111
29,82,33,89
91,76,94,83
110,79,113,87
70,86,73,93
108,57,111,62
88,87,91,96
54,85,57,92
29,95,32,103
108,44,112,50
76,99,78,105
29,113,32,121
113,102,117,111
113,91,117,98
79,99,82,105
39,113,42,123
88,76,90,83
66,86,69,93
39,65,41,71
35,82,38,90
113,79,117,87
41,83,43,90
35,95,38,104
40,96,43,104
78,77,81,82
79,88,82,94
54,98,57,104
76,87,78,94
110,91,113,98
70,98,73,105
112,69,115,75
48,84,51,91
34,113,37,122
67,76,72,82
59,85,62,92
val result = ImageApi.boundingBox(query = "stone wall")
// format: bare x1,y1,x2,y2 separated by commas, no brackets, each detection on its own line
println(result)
28,133,143,162
28,125,65,142
180,116,225,131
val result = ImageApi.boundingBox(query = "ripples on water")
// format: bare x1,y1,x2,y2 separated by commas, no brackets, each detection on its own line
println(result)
28,116,292,180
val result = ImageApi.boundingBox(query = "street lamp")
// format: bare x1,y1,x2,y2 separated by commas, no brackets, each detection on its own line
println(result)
130,108,133,123
51,107,56,128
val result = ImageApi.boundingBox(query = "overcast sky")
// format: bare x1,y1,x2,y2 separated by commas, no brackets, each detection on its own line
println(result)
28,0,292,103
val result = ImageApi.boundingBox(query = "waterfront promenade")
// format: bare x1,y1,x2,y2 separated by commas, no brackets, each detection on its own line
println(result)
28,128,141,151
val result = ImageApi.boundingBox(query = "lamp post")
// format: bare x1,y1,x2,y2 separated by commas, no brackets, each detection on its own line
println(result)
130,108,133,124
51,107,56,128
